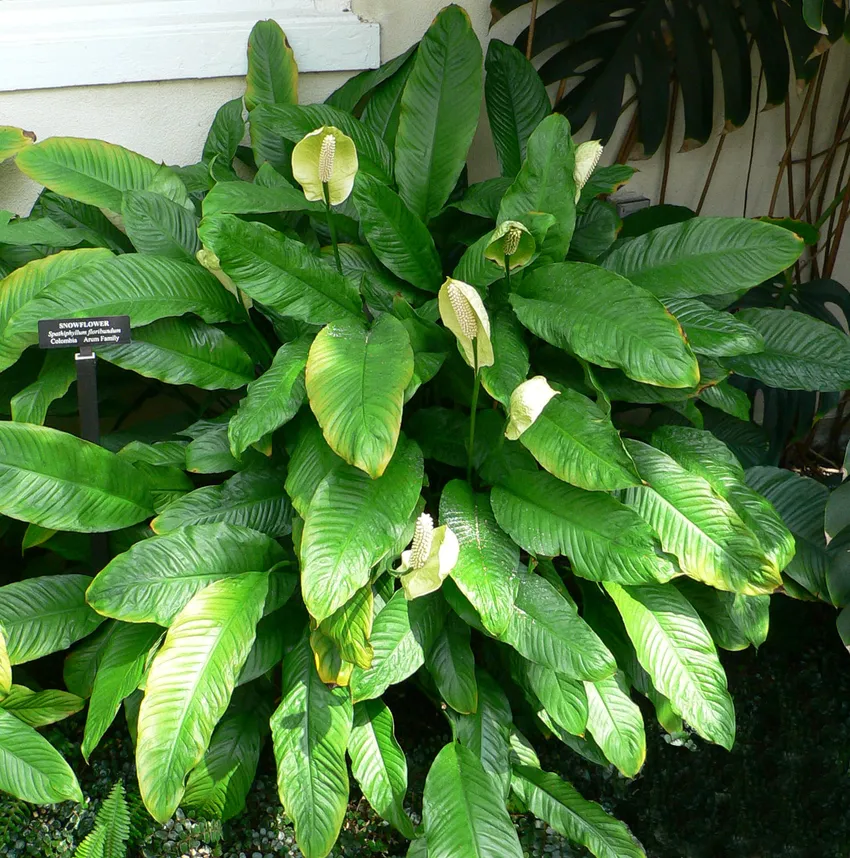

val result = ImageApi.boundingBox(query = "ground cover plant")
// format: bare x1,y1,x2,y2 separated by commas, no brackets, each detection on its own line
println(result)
1,5,850,857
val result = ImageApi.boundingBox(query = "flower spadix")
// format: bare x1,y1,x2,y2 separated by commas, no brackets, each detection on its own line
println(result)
505,376,560,440
292,125,358,205
438,277,494,369
484,220,536,270
573,140,604,203
398,513,459,600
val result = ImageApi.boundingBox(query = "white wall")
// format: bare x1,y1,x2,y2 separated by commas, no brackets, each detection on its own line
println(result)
1,0,849,281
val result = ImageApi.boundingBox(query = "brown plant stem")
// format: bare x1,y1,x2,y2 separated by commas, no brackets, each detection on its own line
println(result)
769,82,815,216
526,0,538,60
659,80,679,204
696,132,726,215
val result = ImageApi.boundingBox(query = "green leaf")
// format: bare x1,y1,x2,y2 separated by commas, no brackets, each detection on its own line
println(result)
513,657,587,737
484,39,551,179
491,470,678,586
319,586,374,671
203,97,245,167
300,438,423,622
451,177,513,219
82,623,162,761
621,440,782,595
479,307,529,407
228,336,309,457
448,672,512,799
63,621,117,699
306,314,413,478
0,628,10,697
395,5,483,221
183,695,268,823
497,114,576,260
700,380,751,421
0,708,83,804
350,591,447,703
0,686,84,728
499,572,615,681
285,418,345,518
202,179,322,218
11,351,75,425
137,572,269,822
327,44,417,112
0,126,34,162
122,190,200,260
152,469,292,538
425,612,478,715
0,216,87,248
86,523,287,626
349,700,415,838
602,218,803,299
16,137,191,212
0,575,103,665
352,174,442,292
100,317,254,391
245,20,298,111
511,766,645,858
3,255,245,370
423,742,523,858
73,780,130,858
569,200,621,263
271,635,352,858
584,673,646,777
665,297,765,357
511,263,698,388
198,215,361,325
439,480,519,638
518,389,640,491
605,581,736,749
725,308,850,391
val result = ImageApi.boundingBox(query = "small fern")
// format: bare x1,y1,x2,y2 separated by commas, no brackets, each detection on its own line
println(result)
0,797,30,842
74,781,131,858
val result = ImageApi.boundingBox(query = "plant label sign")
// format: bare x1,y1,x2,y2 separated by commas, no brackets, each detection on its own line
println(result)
38,316,131,350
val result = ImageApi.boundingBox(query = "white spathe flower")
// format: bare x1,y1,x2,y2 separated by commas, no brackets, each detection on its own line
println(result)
438,277,494,369
505,376,560,440
292,125,358,205
573,140,604,203
484,220,536,271
398,513,459,600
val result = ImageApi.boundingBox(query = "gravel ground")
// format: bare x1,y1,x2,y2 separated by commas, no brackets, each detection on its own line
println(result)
2,596,848,858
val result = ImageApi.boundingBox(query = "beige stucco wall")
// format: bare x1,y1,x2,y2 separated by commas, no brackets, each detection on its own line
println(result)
1,0,849,280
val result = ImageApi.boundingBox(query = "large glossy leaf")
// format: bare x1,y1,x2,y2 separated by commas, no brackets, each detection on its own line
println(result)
603,218,803,299
136,572,269,822
0,708,83,804
300,438,422,622
500,572,615,681
0,575,103,665
425,612,478,715
621,440,782,595
122,190,200,260
349,700,415,838
479,307,529,407
665,297,764,358
511,766,645,858
491,470,678,586
319,586,374,671
198,214,361,325
0,628,10,697
326,44,418,112
497,114,576,259
87,523,287,626
3,255,245,369
82,622,162,761
183,692,268,823
63,621,117,699
0,248,112,370
584,673,646,777
11,351,75,425
484,39,551,178
423,742,523,858
519,389,640,491
350,591,447,703
439,481,520,637
306,314,413,478
394,5,483,221
16,137,191,212
352,174,442,292
100,317,254,390
511,263,698,388
0,126,34,162
0,686,84,728
152,469,292,538
605,581,735,749
725,308,850,391
228,336,310,457
271,635,353,858
284,418,345,518
448,671,512,799
202,178,322,217
514,657,587,737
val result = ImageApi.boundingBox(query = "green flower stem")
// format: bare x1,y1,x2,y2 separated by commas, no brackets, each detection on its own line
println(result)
504,255,512,290
322,181,343,275
467,339,481,484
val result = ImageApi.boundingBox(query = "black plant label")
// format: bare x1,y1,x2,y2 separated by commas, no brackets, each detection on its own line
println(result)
38,316,131,349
